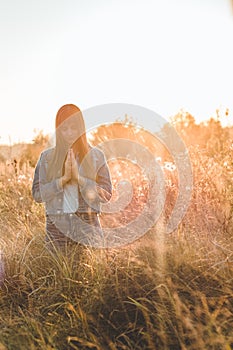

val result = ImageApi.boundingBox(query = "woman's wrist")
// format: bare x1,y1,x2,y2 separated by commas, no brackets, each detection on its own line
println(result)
59,175,86,188
60,176,69,188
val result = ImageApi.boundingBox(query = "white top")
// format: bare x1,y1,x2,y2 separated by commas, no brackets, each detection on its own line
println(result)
63,182,79,213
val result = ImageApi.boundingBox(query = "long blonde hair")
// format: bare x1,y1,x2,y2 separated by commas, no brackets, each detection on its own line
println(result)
46,104,94,181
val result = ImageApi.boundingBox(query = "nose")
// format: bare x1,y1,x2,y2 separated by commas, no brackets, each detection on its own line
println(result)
66,127,74,136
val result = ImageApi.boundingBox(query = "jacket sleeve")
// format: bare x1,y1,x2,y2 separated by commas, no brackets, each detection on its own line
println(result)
95,156,112,203
32,151,63,203
79,149,112,209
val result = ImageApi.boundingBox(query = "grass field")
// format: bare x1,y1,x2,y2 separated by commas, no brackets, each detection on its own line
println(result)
0,120,232,349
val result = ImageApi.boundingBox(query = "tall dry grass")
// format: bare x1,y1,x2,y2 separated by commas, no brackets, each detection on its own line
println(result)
0,127,232,349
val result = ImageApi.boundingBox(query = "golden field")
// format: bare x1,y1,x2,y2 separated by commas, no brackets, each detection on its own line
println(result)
0,113,232,349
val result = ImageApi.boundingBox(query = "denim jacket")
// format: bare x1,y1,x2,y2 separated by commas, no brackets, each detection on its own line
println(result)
32,146,112,215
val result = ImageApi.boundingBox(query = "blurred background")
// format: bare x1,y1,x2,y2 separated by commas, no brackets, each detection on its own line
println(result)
0,0,233,145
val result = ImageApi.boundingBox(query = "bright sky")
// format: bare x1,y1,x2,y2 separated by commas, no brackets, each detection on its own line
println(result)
0,0,233,144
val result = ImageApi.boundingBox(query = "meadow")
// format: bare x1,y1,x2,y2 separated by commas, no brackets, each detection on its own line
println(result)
0,113,232,349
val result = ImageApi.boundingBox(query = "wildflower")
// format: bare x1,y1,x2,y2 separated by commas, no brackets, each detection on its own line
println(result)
163,162,176,172
18,174,26,180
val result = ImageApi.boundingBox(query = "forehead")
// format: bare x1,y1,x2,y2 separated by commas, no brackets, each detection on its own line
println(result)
60,114,80,128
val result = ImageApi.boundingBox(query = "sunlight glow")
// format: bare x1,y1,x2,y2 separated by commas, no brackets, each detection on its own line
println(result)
0,0,233,144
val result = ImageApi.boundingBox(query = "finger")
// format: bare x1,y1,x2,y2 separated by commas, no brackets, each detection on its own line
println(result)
67,149,72,162
71,151,77,165
71,149,75,161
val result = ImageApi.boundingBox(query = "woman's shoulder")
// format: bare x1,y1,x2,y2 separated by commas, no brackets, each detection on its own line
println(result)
40,147,55,161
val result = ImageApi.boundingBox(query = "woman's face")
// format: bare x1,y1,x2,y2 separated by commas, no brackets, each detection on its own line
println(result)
59,117,82,145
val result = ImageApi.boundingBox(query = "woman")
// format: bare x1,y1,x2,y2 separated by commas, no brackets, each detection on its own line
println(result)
32,104,112,249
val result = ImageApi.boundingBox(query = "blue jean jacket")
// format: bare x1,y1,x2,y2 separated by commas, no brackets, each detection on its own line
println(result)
32,146,112,215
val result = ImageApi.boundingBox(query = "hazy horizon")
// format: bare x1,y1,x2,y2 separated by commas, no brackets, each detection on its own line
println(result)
1,0,233,145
